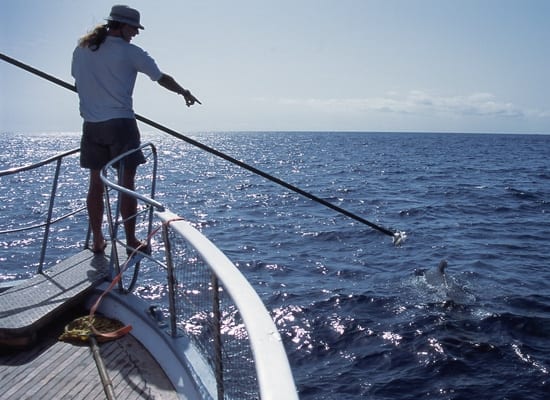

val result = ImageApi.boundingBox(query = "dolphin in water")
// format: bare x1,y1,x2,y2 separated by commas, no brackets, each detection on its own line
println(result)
421,259,449,287
415,260,475,305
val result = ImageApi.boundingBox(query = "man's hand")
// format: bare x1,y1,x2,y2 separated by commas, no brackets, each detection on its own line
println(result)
182,89,201,107
157,74,201,106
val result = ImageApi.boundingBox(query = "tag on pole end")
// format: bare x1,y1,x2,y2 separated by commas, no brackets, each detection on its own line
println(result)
392,231,407,246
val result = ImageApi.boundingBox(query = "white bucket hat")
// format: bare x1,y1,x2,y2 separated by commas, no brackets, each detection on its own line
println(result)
107,5,144,29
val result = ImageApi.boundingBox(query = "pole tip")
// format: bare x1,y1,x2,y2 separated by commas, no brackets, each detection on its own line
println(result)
392,231,407,246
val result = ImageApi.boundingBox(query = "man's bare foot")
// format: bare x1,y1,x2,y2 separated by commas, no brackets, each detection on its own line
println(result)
92,240,107,254
126,240,151,256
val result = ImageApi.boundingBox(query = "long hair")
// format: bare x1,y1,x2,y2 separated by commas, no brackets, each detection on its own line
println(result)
78,21,123,51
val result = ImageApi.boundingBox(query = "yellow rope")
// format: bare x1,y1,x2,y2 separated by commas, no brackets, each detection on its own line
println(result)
58,315,129,343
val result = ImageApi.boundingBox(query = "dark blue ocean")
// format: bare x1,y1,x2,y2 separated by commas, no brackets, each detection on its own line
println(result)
1,131,549,399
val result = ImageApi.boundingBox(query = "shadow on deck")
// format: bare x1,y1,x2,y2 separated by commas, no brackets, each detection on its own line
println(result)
0,248,110,348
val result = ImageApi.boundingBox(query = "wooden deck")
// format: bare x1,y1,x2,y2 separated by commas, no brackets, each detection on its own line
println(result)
0,247,179,399
0,314,178,400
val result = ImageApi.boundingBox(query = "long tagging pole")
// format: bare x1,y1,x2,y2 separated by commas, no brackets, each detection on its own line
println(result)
0,52,405,245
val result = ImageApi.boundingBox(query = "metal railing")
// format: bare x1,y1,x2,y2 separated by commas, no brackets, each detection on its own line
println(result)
0,147,85,273
100,143,160,290
101,143,298,400
0,143,297,399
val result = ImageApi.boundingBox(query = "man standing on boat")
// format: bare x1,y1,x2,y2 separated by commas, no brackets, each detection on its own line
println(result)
72,5,200,254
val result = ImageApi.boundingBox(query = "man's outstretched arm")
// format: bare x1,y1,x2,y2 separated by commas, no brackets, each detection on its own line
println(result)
158,73,201,106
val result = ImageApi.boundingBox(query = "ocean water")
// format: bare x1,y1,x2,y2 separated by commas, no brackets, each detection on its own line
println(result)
1,131,549,399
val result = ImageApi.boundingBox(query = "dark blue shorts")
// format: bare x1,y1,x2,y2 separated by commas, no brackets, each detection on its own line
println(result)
80,118,146,170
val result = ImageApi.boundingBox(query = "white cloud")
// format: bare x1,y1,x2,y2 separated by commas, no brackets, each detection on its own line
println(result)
279,91,541,119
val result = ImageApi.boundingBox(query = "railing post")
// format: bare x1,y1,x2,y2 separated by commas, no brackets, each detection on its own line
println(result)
103,170,118,281
163,223,179,337
37,157,63,274
100,144,161,287
211,274,224,400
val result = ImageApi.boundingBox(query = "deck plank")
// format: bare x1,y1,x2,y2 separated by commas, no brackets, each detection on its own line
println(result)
0,318,179,400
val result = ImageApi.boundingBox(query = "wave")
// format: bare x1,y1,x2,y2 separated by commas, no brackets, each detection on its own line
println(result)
3,131,549,400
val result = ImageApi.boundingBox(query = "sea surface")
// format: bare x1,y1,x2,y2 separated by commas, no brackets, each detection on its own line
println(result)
1,131,549,399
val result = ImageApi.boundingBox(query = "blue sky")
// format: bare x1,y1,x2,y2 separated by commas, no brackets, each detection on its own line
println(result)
1,0,549,134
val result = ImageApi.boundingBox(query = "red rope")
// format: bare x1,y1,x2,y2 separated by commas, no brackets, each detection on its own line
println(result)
88,217,186,339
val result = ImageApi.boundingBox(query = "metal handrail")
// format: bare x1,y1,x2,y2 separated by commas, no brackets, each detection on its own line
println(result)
0,207,85,235
1,143,298,399
0,147,83,273
100,143,164,211
100,145,298,399
158,210,299,400
100,142,160,287
0,148,80,177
